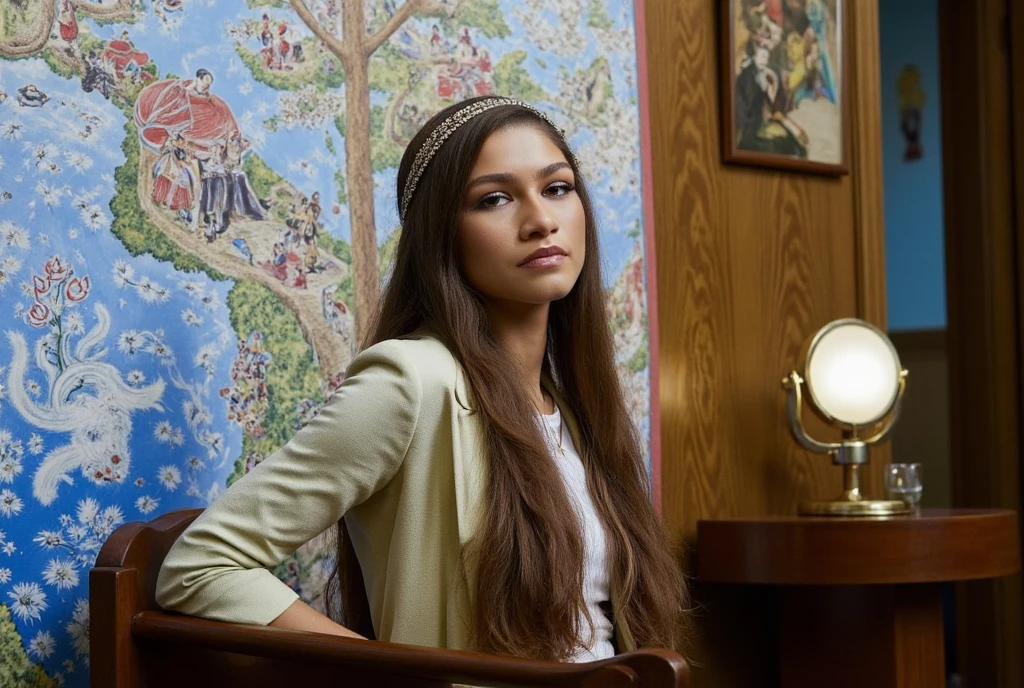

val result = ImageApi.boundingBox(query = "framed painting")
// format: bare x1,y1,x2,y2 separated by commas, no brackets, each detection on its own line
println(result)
720,0,849,175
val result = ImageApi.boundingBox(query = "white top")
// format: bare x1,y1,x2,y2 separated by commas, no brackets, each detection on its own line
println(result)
538,407,615,663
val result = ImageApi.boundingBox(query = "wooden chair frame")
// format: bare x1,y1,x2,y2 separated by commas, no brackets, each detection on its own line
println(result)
90,509,690,687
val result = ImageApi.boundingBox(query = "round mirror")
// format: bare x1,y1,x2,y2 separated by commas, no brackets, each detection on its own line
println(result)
805,319,902,428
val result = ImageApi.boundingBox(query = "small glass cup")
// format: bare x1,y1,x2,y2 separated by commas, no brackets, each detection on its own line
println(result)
885,463,923,511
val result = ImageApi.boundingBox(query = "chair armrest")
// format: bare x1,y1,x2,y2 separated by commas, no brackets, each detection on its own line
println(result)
130,611,688,687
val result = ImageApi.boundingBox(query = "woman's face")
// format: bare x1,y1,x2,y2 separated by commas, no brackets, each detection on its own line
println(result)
457,124,586,310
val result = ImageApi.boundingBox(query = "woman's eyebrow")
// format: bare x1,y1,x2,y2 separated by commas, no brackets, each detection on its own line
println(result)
465,171,515,191
465,161,572,192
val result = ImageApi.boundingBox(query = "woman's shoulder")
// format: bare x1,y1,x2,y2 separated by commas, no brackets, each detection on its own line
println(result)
353,333,461,393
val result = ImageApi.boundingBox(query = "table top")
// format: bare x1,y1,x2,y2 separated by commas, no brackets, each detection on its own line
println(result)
697,508,1021,585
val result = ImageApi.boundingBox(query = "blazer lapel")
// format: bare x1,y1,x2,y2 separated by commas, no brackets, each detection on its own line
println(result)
449,354,485,602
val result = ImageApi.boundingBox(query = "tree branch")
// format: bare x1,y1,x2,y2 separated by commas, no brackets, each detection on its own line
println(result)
70,0,136,20
290,0,347,59
0,2,55,58
364,0,425,55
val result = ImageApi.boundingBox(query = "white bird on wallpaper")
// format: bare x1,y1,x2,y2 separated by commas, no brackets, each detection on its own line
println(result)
4,303,165,505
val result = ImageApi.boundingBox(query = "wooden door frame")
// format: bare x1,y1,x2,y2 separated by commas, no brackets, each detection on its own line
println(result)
938,0,1024,685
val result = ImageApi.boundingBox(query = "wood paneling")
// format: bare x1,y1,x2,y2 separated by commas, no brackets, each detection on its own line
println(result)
643,1,887,684
647,0,886,543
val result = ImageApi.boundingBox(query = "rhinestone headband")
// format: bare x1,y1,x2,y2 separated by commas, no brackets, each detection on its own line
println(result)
399,97,578,222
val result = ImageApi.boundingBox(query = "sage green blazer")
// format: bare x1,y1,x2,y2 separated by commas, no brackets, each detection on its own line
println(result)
155,334,637,655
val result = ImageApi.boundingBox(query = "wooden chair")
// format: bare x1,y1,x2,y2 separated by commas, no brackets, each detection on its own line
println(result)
90,509,690,687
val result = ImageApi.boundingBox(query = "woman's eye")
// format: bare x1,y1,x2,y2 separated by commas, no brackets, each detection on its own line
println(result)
546,182,574,197
478,193,509,208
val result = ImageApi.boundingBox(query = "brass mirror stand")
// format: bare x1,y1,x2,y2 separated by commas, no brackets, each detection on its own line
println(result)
783,371,910,516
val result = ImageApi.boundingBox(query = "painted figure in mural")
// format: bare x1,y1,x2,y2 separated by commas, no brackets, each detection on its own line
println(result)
58,1,79,44
277,22,292,69
102,30,150,81
136,70,231,155
225,133,267,219
299,191,322,273
81,50,116,99
152,134,199,223
430,24,444,53
321,286,352,342
135,69,266,234
153,0,185,25
16,84,49,108
263,242,289,282
200,144,230,242
222,333,272,444
284,193,308,238
156,97,686,663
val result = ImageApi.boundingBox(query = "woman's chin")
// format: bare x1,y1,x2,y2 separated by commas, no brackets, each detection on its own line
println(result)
520,284,577,306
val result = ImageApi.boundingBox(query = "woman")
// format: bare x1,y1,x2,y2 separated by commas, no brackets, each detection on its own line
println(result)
152,134,197,222
156,96,686,662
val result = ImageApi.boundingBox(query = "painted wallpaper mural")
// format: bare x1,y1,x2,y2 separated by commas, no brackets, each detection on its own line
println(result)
0,1,651,683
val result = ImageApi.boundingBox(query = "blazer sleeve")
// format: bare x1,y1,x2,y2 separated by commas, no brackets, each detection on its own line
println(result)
154,340,422,626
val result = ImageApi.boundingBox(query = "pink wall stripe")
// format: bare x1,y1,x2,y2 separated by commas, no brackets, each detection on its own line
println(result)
632,0,663,514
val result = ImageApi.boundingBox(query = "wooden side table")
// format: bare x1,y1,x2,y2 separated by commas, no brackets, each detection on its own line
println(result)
697,509,1020,688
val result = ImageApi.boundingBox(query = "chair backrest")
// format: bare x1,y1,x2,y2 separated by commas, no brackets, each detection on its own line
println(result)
90,509,690,687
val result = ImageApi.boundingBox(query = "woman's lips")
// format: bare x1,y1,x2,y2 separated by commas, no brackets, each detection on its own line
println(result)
519,254,567,269
518,246,568,268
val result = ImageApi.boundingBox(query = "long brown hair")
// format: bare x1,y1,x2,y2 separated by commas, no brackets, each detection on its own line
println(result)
325,96,686,659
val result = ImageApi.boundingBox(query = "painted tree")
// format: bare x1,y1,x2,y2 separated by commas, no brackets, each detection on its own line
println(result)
0,604,56,687
286,0,512,339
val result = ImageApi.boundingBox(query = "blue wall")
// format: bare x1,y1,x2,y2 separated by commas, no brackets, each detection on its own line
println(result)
879,0,947,331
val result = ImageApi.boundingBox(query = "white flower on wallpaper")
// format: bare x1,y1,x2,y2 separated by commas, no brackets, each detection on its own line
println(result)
1,122,22,141
42,558,80,591
153,421,184,446
157,465,181,491
23,142,60,175
29,630,56,660
135,495,159,515
8,581,48,624
181,309,203,327
0,489,24,516
65,598,89,661
0,432,25,484
64,152,94,175
33,498,126,567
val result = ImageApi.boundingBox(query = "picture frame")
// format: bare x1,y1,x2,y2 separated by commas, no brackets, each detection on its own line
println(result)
720,0,850,175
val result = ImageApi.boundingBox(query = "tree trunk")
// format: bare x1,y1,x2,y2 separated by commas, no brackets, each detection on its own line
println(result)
342,0,379,343
343,55,378,343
